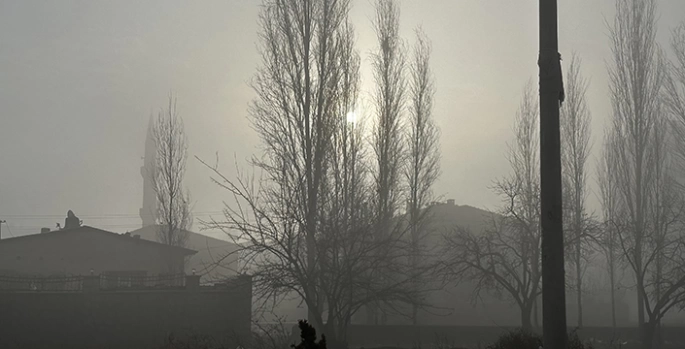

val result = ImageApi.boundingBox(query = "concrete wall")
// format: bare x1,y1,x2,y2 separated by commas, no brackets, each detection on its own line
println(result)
0,275,252,349
0,228,186,276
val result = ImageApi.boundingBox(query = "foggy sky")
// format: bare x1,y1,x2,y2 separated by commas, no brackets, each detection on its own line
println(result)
1,0,684,238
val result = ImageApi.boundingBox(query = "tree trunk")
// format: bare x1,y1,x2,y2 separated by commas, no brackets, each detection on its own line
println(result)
306,207,319,328
329,320,350,349
533,297,540,328
636,269,645,329
576,245,583,328
655,238,663,349
635,158,645,329
521,302,534,331
411,209,419,326
324,318,349,349
610,270,616,329
366,301,377,325
641,321,656,349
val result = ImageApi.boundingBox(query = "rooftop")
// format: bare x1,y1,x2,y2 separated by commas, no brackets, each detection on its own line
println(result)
0,225,197,256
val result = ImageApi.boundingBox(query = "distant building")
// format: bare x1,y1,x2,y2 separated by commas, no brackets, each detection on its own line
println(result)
0,225,196,279
128,225,240,283
0,224,252,349
135,115,241,284
140,115,158,227
354,199,633,327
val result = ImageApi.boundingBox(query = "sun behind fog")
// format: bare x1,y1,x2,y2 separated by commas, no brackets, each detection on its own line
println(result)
346,111,357,124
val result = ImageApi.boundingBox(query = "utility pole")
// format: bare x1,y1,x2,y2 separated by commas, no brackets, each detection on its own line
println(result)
539,0,568,349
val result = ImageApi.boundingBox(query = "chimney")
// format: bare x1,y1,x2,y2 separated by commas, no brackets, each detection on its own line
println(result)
447,199,455,206
41,227,51,234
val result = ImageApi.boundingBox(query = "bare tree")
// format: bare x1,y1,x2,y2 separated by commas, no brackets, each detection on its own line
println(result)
597,128,623,330
443,83,540,330
560,53,593,328
244,0,356,330
652,22,685,346
665,22,685,177
607,0,662,333
608,2,685,347
150,95,192,256
404,27,440,325
645,112,684,347
199,1,432,345
368,0,407,325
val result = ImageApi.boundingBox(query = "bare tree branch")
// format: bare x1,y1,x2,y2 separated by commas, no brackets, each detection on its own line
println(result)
150,94,192,269
605,2,685,347
404,26,440,325
367,0,407,326
560,52,593,327
442,83,540,330
198,1,437,346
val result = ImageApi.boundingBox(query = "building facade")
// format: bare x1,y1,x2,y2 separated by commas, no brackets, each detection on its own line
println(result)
129,225,240,283
0,225,196,279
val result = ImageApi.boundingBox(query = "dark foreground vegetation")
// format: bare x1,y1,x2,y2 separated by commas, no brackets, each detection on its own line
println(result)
159,322,685,349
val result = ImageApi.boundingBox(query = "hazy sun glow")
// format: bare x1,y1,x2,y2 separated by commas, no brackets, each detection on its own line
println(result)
346,111,357,124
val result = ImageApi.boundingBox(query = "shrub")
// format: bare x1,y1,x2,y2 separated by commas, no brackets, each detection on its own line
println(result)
251,321,295,349
568,330,594,349
291,320,327,349
487,329,542,349
487,329,596,349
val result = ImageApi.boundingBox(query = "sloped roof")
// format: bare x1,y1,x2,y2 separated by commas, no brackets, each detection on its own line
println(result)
128,225,240,279
393,202,498,245
0,225,197,256
424,203,497,232
128,225,237,250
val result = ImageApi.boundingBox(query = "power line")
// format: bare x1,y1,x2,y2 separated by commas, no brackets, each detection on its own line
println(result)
2,216,224,223
6,222,231,232
4,222,14,237
0,211,225,218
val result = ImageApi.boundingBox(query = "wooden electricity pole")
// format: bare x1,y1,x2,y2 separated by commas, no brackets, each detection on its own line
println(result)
538,0,568,349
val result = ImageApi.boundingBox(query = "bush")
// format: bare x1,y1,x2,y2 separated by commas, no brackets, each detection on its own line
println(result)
291,320,327,349
487,329,596,349
251,321,296,349
568,330,594,349
487,328,542,349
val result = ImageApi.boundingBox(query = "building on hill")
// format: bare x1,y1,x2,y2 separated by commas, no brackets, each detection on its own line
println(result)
128,225,240,283
355,199,632,327
0,225,196,281
371,200,515,326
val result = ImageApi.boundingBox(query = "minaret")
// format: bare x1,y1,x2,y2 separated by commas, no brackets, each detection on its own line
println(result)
140,115,158,227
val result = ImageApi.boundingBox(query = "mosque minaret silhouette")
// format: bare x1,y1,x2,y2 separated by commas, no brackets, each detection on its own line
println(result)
140,116,158,228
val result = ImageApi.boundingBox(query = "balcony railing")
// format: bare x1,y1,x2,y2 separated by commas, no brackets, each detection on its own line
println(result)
0,273,194,292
